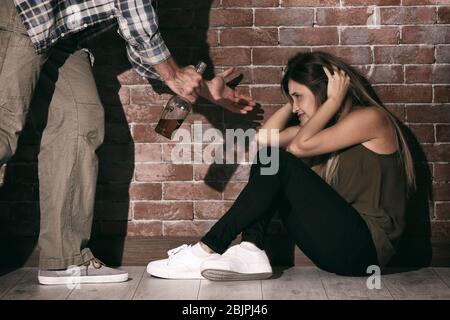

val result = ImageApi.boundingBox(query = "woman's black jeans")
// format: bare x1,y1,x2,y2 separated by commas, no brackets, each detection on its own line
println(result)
201,147,379,276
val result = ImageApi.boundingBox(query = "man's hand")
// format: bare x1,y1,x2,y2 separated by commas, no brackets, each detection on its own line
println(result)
200,68,256,114
154,58,202,103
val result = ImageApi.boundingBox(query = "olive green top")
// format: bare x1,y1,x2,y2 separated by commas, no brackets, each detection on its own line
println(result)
330,143,408,268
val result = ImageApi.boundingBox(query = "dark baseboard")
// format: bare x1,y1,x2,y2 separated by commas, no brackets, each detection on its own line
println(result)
1,235,448,268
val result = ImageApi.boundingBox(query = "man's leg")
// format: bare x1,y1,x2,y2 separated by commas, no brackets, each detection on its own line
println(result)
0,0,47,166
37,39,105,270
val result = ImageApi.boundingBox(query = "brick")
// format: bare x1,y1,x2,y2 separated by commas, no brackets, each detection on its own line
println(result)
433,183,450,201
221,28,278,46
132,123,191,143
311,47,373,64
374,85,432,103
282,0,339,6
223,0,279,6
252,87,286,104
252,47,310,65
406,65,450,84
317,8,373,26
210,48,251,66
255,8,314,26
403,0,450,5
130,87,170,105
123,105,163,124
279,27,339,46
223,181,247,199
360,65,404,84
130,183,162,200
435,86,450,103
209,9,253,27
435,202,450,220
135,144,162,162
436,125,450,142
438,6,450,24
431,221,450,242
380,7,436,25
422,144,450,162
134,202,193,220
126,221,162,237
194,201,234,219
406,105,450,123
374,46,435,64
402,26,450,45
340,27,400,45
253,67,284,84
162,144,194,162
163,182,222,200
436,46,450,63
134,164,193,182
385,104,406,121
194,164,251,181
116,69,148,86
435,164,450,182
163,220,216,237
342,0,400,4
408,124,435,143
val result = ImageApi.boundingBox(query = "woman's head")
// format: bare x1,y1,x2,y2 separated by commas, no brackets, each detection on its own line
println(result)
282,51,383,126
281,51,416,193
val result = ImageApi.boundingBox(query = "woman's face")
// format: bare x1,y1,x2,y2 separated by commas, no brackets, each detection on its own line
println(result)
288,80,319,126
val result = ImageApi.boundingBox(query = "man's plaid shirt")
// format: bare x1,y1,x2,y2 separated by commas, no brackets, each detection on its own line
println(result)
13,0,170,79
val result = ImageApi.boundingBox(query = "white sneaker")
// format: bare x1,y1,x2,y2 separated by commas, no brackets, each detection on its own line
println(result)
200,241,273,281
146,243,219,279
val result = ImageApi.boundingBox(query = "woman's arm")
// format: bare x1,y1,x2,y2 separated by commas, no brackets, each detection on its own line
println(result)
287,67,389,158
256,103,300,148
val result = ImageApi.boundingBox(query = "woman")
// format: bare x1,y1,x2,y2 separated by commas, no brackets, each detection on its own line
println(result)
147,51,416,280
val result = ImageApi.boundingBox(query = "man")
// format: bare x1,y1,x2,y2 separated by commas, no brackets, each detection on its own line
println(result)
0,0,255,285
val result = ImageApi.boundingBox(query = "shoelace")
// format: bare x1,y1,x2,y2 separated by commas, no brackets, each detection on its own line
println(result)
167,244,189,262
81,257,104,269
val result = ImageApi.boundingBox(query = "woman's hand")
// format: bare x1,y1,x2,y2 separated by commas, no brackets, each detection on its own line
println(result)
323,65,350,106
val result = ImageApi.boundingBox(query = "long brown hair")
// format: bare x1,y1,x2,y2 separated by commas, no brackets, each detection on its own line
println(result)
281,51,416,194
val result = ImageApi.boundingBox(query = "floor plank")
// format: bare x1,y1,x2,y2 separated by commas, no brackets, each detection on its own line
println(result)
67,267,145,300
133,275,201,300
262,267,327,300
383,268,450,300
434,268,450,287
0,268,29,299
198,280,262,300
2,268,74,300
319,269,393,300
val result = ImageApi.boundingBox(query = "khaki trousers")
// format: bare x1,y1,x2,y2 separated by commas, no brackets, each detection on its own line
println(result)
0,0,104,269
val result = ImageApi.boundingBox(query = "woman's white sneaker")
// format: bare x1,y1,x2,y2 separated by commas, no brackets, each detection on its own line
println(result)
200,241,273,281
146,243,219,279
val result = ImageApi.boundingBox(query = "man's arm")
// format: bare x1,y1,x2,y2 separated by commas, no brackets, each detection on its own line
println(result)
115,0,201,102
115,0,255,111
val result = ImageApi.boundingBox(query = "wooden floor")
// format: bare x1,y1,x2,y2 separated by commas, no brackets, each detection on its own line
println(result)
1,267,450,300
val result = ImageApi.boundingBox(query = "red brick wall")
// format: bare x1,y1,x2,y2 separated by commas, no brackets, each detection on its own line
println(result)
0,0,449,249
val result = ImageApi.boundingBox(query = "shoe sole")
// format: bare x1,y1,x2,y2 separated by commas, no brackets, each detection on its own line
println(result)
201,269,272,281
146,266,204,280
38,273,129,285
